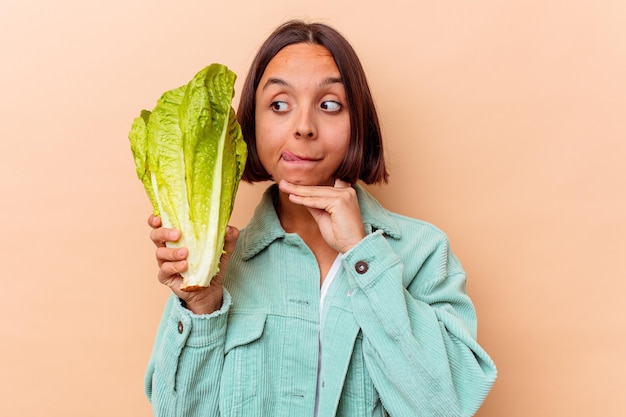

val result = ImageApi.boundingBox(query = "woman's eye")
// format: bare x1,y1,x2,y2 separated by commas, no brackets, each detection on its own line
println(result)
271,101,288,112
321,101,341,112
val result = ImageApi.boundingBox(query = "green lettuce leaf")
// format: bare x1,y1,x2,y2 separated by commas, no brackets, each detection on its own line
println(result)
129,64,247,290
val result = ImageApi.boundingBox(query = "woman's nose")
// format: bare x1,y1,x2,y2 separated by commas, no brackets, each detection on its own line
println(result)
296,130,315,138
294,106,316,139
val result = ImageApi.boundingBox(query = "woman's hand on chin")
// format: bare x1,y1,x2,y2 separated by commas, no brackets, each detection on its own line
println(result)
278,179,366,253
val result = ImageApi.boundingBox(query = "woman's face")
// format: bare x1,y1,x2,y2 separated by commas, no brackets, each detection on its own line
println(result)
254,43,350,186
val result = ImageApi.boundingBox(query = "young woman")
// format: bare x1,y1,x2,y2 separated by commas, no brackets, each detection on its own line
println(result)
144,20,496,417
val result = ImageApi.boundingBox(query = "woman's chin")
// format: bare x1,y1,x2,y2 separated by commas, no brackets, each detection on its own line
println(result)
278,177,334,187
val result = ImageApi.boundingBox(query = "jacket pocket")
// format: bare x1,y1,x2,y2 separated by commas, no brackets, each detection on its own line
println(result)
224,312,267,352
221,313,268,412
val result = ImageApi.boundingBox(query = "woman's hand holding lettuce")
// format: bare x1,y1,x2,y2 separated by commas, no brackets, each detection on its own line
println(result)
129,63,247,305
147,214,239,314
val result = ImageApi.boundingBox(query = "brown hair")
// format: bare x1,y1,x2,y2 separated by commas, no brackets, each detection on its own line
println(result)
237,20,388,184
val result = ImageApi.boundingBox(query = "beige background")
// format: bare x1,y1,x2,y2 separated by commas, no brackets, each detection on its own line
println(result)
1,0,624,416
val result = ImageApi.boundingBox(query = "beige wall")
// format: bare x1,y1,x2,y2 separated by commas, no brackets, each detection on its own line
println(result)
1,1,624,416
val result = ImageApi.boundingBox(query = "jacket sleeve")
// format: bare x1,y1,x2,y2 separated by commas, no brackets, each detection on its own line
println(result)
341,229,497,417
144,290,232,417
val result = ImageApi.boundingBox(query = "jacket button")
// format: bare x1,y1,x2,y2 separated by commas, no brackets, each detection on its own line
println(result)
355,260,369,274
177,321,184,334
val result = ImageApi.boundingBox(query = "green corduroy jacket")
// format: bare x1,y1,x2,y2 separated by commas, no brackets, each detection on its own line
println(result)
145,184,497,417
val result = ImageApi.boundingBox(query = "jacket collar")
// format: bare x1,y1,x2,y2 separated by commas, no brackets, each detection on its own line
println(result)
239,183,401,260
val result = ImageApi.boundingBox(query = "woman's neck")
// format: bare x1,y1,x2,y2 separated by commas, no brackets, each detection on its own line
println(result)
275,189,317,235
274,186,338,284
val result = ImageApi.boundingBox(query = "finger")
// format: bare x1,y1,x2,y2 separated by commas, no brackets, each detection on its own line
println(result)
223,226,240,253
156,246,188,267
219,226,240,268
278,180,325,197
157,260,188,284
150,227,181,247
334,178,351,189
158,270,183,290
279,180,337,199
212,226,239,284
288,193,332,211
148,214,162,229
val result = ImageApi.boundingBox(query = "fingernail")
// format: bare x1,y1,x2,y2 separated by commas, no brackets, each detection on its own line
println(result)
169,230,178,239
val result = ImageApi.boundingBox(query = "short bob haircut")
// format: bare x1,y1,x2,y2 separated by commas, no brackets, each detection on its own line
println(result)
237,20,388,184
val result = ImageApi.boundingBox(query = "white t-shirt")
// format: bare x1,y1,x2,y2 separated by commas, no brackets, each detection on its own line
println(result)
314,254,343,416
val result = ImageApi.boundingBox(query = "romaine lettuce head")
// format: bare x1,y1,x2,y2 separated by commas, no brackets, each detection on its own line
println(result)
129,63,247,290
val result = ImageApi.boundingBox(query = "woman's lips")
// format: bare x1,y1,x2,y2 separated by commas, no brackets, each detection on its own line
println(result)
281,150,318,162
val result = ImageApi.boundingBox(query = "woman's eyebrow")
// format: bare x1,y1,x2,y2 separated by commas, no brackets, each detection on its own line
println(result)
321,76,343,86
262,77,290,90
261,76,343,91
